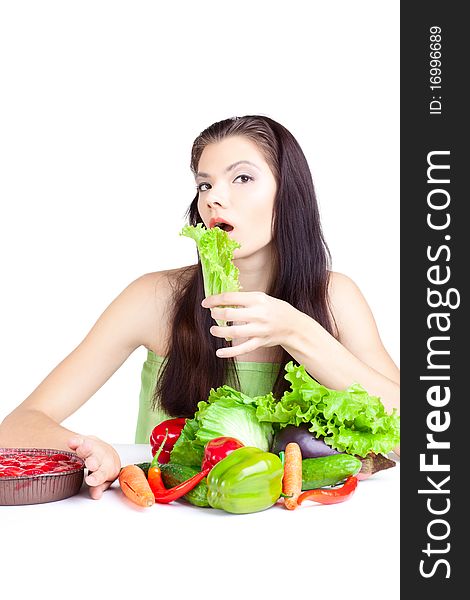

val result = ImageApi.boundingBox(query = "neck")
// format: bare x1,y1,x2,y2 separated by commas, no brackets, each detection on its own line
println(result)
233,243,275,294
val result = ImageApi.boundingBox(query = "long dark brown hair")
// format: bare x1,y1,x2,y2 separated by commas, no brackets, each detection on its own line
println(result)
152,115,336,417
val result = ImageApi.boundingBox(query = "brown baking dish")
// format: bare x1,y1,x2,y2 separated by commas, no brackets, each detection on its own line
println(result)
0,448,85,505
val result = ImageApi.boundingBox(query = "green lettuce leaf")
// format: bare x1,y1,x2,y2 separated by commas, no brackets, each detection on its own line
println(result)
195,385,273,450
180,223,241,303
255,362,400,457
168,416,205,468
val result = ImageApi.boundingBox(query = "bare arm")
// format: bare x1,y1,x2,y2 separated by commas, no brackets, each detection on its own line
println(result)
285,273,399,410
0,271,165,497
283,272,400,454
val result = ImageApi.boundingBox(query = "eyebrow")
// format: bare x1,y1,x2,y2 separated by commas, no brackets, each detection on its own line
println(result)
195,160,260,179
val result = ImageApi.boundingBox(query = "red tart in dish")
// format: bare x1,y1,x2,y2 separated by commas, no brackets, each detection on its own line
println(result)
0,448,85,505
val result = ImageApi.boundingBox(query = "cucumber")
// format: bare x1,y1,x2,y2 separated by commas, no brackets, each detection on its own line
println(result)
159,463,210,507
301,454,362,490
134,462,151,478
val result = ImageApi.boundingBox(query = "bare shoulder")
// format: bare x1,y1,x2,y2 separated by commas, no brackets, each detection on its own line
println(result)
327,271,365,308
127,264,197,301
127,264,198,354
326,271,399,378
326,271,375,334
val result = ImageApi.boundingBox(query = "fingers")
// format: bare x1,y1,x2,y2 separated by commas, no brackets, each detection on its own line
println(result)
67,435,121,500
67,436,84,452
88,480,113,500
70,438,100,476
85,464,107,485
209,306,249,323
216,338,262,358
68,436,93,459
210,323,254,340
202,291,263,308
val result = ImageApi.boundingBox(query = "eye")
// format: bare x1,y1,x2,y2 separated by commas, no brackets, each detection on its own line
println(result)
196,174,253,192
234,174,253,184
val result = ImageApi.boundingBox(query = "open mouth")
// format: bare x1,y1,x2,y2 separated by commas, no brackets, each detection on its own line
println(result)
214,222,234,233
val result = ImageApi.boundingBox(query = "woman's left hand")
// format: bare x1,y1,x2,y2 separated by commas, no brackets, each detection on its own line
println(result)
201,291,296,358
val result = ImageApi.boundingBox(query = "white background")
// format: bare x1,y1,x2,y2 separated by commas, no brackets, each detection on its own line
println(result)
0,1,399,444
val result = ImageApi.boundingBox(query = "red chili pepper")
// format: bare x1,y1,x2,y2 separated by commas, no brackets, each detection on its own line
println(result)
149,417,186,463
148,465,210,504
146,435,244,504
297,476,359,506
146,429,210,504
201,436,244,471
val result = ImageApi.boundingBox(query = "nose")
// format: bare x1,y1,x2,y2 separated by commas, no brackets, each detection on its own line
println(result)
205,182,229,208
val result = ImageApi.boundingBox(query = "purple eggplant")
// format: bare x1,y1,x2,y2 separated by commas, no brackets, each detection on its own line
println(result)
270,424,340,458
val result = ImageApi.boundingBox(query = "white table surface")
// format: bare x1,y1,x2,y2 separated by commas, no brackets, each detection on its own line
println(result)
1,444,400,600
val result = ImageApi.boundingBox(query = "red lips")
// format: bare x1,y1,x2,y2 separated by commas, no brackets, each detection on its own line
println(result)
209,216,234,230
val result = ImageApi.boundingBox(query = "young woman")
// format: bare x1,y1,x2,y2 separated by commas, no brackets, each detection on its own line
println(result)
0,115,400,499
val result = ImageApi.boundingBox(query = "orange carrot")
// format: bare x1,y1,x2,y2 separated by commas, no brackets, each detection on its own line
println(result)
282,442,303,510
118,465,155,507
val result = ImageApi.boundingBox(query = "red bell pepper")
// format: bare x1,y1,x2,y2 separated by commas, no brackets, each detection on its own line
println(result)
297,475,359,505
149,417,186,463
201,436,244,471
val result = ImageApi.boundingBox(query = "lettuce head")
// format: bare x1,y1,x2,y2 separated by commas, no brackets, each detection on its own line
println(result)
170,385,274,468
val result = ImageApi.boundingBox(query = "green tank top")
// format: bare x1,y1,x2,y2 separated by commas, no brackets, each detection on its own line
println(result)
134,349,281,444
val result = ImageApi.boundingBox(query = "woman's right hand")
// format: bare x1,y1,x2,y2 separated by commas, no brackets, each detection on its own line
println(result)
68,435,121,500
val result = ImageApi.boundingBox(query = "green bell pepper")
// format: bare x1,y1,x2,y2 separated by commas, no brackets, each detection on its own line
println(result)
206,446,283,514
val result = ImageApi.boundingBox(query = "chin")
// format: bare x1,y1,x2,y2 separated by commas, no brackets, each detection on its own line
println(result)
232,246,248,261
233,245,262,260
238,239,274,261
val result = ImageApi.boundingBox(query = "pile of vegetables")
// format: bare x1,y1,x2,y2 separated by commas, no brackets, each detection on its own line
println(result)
118,224,399,512
118,362,399,513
